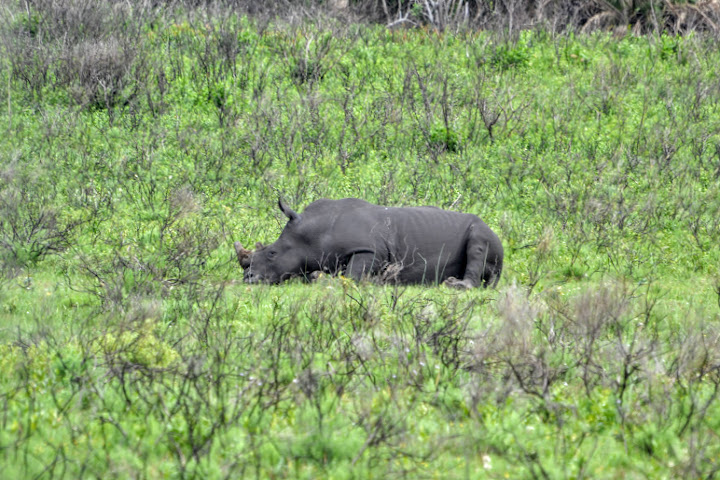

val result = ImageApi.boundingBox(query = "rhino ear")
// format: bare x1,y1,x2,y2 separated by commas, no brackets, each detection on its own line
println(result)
234,241,253,269
278,198,301,222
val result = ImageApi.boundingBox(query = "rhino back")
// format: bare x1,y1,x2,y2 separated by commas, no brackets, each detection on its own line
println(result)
329,205,482,283
382,206,479,283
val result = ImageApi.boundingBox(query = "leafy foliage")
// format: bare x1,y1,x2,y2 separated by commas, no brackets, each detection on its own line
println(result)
1,1,720,478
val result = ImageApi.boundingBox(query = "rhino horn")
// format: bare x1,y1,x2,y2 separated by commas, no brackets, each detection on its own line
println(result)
255,241,264,249
234,241,253,269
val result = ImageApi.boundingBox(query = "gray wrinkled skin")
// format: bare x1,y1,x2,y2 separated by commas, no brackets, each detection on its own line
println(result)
235,198,503,288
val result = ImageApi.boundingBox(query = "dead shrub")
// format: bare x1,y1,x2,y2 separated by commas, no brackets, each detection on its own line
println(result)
670,318,720,382
496,283,538,356
169,186,202,220
571,282,630,337
3,33,52,101
580,0,720,34
23,0,132,44
61,37,139,111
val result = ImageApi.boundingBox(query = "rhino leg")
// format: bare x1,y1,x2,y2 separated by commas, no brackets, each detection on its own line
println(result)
444,276,474,289
451,223,500,289
345,252,379,282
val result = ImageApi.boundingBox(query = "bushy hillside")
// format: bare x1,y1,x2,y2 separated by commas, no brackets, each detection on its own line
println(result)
1,1,719,478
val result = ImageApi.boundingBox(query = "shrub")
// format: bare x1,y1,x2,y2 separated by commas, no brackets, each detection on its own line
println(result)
62,37,139,111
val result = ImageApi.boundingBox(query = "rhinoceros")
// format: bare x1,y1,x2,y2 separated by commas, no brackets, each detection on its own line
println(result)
235,198,503,288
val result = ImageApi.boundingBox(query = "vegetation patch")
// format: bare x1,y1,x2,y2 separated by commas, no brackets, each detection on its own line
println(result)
1,1,719,478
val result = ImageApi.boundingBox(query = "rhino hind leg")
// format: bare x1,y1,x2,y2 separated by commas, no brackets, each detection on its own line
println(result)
451,223,502,289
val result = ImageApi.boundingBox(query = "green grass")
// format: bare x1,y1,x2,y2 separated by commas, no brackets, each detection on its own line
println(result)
1,2,720,478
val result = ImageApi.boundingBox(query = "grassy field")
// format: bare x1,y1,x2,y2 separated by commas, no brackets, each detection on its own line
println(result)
1,1,720,478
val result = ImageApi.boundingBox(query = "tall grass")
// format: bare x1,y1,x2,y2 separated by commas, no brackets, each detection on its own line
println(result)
1,1,719,478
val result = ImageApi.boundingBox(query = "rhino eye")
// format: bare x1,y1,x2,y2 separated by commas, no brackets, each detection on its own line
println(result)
267,250,277,258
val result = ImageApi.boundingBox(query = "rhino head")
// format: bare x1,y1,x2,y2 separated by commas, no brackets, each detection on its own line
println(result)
235,199,319,284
